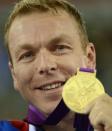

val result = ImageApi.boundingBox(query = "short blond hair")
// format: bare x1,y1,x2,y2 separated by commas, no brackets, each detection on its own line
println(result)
4,0,88,56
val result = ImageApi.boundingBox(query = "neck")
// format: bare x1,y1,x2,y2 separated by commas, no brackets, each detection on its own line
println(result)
43,112,76,131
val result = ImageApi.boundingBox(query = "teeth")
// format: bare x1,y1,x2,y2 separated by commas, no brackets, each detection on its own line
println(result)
41,82,63,90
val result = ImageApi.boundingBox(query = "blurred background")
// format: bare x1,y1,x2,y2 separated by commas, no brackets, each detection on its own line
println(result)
0,0,112,119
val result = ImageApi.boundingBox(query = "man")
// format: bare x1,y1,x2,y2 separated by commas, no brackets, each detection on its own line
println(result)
1,0,112,130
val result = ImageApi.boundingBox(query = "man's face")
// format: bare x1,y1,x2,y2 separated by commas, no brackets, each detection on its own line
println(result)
8,10,95,116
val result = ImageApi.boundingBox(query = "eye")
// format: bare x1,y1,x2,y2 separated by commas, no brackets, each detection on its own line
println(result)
54,44,72,55
19,51,34,62
56,45,66,50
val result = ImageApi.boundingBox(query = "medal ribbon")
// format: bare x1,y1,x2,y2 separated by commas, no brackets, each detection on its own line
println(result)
26,99,69,125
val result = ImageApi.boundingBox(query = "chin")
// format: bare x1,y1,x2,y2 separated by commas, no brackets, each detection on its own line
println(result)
42,99,61,116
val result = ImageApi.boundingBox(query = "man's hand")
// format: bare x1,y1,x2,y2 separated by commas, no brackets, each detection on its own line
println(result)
84,93,112,131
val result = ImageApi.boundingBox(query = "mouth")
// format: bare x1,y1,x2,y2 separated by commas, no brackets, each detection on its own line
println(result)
37,81,65,91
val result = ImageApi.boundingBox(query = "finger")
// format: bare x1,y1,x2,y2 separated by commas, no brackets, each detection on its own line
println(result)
83,93,110,114
83,97,96,114
89,105,105,129
94,129,104,131
93,124,104,131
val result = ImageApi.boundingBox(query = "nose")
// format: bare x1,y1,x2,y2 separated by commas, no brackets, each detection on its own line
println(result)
36,49,57,75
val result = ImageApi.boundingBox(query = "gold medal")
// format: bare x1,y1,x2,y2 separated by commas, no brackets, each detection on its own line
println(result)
62,68,105,113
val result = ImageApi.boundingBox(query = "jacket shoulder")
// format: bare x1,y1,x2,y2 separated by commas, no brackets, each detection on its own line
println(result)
0,120,19,130
0,120,45,131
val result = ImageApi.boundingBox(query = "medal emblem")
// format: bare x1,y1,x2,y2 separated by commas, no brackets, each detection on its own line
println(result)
62,68,105,113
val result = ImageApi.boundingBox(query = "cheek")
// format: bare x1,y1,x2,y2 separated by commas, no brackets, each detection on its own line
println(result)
14,65,34,87
14,66,35,100
58,54,87,75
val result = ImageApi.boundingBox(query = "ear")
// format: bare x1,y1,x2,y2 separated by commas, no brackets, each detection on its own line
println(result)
85,43,96,69
8,62,19,91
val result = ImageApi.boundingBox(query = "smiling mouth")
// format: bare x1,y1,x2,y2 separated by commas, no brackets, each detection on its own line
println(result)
37,82,65,91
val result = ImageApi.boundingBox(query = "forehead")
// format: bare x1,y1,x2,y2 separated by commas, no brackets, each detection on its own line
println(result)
8,10,81,48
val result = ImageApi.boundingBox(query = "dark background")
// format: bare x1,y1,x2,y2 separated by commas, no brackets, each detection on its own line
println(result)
0,0,112,119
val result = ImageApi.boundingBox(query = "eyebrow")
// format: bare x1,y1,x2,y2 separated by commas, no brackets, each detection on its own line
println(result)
15,44,37,58
48,34,72,46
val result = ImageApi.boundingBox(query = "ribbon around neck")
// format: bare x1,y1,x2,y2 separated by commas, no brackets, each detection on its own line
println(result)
27,99,70,126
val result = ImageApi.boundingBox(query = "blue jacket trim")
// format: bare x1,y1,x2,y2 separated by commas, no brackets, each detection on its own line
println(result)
0,121,19,131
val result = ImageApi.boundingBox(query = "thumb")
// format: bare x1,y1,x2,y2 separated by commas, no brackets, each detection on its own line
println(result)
94,127,104,131
82,100,95,114
94,129,101,131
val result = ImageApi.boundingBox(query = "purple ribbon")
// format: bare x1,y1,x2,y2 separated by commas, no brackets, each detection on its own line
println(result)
27,104,46,125
79,68,95,73
27,99,69,126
